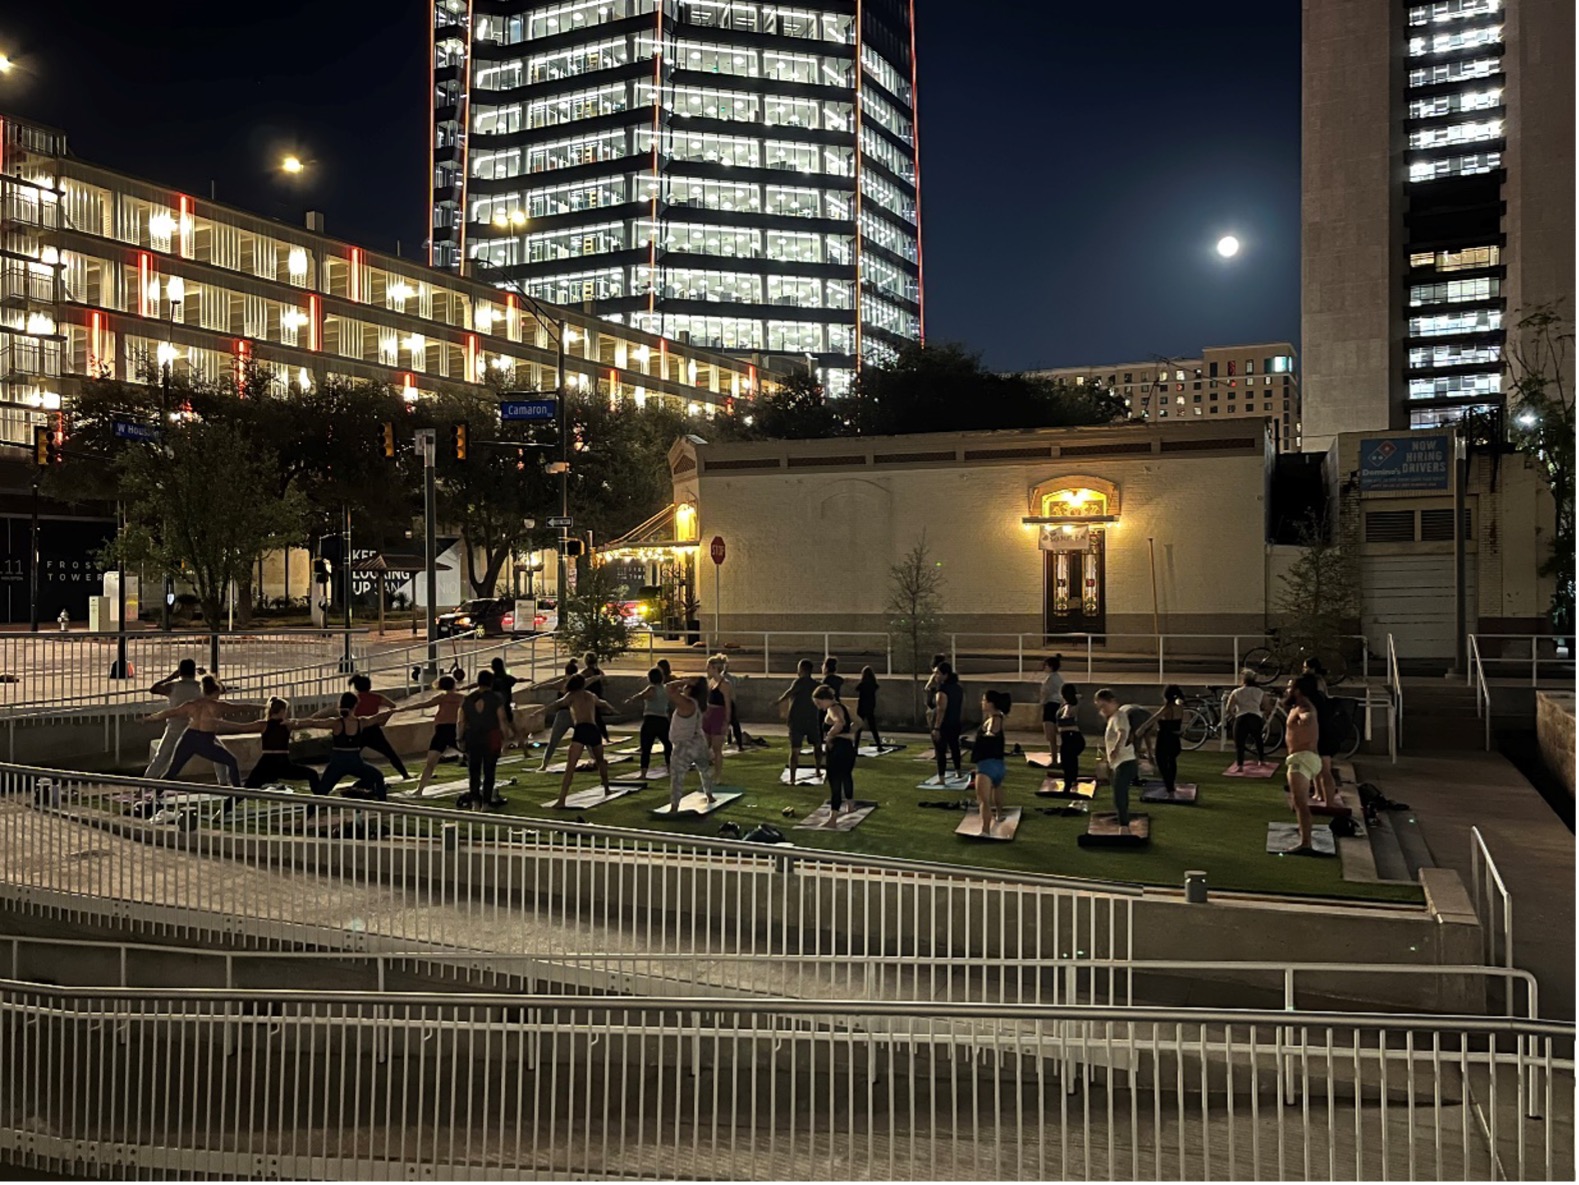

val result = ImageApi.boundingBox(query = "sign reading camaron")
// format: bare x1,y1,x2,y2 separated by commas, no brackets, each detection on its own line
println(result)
1359,433,1451,492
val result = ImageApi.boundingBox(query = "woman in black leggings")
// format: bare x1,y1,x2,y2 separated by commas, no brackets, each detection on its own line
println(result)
854,666,882,749
219,697,323,795
929,663,964,783
1140,685,1186,795
814,685,857,817
350,675,410,780
1056,683,1085,792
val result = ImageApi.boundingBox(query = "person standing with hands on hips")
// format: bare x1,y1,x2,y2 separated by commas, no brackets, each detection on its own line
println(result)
1094,688,1137,834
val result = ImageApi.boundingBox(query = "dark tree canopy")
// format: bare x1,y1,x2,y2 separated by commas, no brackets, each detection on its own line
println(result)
736,342,1127,441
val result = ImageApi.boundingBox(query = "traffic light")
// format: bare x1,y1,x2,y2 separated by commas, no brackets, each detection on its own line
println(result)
32,425,57,467
453,422,468,461
561,538,585,558
381,422,395,459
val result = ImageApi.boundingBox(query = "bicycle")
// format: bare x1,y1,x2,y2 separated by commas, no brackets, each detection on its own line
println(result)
1258,699,1361,760
1241,629,1351,689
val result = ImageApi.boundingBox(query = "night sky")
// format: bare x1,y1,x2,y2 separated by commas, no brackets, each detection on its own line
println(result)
1,0,1300,371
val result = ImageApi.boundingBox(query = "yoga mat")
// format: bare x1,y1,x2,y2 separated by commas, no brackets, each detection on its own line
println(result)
780,768,827,786
1140,783,1199,805
650,790,743,818
542,785,642,810
1224,760,1279,779
540,754,633,774
1078,813,1151,848
1036,777,1097,799
793,800,878,832
1266,822,1336,857
916,774,973,791
857,743,906,757
954,805,1022,841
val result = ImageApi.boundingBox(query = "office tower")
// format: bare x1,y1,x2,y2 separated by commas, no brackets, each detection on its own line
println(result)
430,0,923,395
1302,0,1575,450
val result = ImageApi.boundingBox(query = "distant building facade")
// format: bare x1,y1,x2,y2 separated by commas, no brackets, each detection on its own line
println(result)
1301,0,1576,449
0,112,761,453
1025,342,1301,452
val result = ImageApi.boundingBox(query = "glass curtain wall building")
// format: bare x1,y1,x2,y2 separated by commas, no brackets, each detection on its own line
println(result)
430,0,923,396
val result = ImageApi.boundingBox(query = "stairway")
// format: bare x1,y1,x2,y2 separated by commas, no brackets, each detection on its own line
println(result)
1402,681,1488,752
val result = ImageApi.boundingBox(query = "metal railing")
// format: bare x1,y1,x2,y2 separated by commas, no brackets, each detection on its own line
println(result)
1470,826,1515,994
0,628,365,709
0,931,1544,1020
1465,633,1576,687
0,766,1138,984
1386,632,1404,754
1468,633,1494,750
945,632,1377,684
0,984,1570,1181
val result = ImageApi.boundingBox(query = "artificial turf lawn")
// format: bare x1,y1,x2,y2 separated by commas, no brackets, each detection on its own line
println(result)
470,740,1425,904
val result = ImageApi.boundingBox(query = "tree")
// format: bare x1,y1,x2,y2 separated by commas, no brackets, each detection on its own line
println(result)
851,342,1127,437
738,370,848,439
886,532,946,725
1274,510,1361,661
109,420,308,626
1504,304,1575,635
557,563,636,662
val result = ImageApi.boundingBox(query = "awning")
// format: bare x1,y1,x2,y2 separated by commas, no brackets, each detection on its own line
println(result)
601,503,700,560
352,553,453,574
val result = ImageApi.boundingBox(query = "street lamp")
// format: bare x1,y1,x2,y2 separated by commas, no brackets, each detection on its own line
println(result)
0,54,14,75
281,155,305,175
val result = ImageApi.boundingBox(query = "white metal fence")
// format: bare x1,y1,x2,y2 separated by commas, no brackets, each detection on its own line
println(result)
0,985,1569,1180
1465,633,1576,688
0,767,1139,997
0,628,362,709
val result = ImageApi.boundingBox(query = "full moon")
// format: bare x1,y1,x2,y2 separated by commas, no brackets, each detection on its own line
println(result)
1216,235,1241,259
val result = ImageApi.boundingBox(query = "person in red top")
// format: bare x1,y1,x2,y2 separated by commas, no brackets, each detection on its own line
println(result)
349,674,411,781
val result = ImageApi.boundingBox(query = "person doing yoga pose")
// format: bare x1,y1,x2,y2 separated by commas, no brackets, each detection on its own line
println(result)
349,675,410,780
146,676,257,788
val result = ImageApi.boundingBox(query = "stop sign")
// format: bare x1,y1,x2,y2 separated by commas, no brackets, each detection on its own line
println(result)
710,536,726,565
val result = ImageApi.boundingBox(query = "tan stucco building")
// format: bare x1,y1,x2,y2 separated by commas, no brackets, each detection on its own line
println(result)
670,421,1274,644
666,420,1557,663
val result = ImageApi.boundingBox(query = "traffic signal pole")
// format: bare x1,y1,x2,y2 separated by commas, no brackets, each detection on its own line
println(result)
418,428,438,682
558,320,569,604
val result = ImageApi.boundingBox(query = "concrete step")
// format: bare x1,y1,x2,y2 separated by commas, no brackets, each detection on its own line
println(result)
1367,815,1413,882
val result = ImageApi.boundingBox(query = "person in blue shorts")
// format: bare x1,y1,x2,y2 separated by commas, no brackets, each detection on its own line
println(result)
971,689,1011,836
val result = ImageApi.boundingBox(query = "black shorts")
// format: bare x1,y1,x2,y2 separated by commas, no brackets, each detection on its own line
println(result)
571,722,602,747
788,716,820,750
428,723,457,753
1041,702,1059,723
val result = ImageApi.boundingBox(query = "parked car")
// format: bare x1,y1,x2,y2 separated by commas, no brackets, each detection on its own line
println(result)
436,597,558,637
435,599,516,638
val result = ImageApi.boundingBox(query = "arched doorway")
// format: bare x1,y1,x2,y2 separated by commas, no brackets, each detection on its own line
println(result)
1027,482,1119,637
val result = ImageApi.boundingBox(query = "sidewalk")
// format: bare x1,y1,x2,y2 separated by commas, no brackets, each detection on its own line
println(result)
1357,750,1576,1021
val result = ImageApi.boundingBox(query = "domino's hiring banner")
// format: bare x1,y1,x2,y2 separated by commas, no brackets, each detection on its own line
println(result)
1359,434,1451,492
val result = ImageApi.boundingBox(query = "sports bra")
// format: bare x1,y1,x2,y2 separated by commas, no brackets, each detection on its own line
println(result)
1057,704,1081,730
974,720,1006,763
708,685,725,706
825,703,853,745
1159,716,1182,736
332,716,362,749
261,719,291,751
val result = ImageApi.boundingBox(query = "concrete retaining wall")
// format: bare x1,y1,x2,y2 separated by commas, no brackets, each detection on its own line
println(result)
1537,690,1576,797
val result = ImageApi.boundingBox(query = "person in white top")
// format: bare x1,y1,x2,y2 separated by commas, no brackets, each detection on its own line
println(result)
1094,688,1137,832
665,676,715,812
144,659,223,781
1224,672,1268,772
1038,655,1065,755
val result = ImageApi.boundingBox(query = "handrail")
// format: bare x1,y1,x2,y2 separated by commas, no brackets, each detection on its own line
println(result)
1467,633,1493,750
1464,631,1576,687
1386,632,1403,757
0,978,1570,1038
1,931,1544,1020
1470,825,1515,979
0,761,1146,898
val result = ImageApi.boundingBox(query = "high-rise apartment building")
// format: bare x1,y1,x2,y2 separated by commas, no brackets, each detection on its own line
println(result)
1301,0,1575,450
429,0,923,395
1026,342,1302,451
